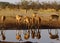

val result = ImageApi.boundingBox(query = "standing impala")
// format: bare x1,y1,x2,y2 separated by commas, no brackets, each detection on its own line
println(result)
1,16,6,28
31,13,36,29
23,16,30,29
16,15,22,28
35,15,41,29
31,13,41,29
16,15,22,23
1,16,6,22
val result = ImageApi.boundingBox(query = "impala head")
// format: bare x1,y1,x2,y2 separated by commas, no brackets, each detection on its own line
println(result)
24,16,30,23
32,13,36,17
16,15,21,17
16,15,22,19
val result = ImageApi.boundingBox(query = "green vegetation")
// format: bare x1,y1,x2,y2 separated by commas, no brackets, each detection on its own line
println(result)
0,1,60,16
0,1,60,11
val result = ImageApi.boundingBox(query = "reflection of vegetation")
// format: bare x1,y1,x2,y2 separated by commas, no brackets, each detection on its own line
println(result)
0,1,60,11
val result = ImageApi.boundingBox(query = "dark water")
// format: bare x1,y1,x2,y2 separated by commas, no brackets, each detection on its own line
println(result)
0,29,60,43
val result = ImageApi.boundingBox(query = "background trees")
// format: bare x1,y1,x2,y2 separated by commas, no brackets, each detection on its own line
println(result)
0,1,60,11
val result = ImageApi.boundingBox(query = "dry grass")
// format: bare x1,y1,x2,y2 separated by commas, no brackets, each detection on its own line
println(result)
0,8,60,29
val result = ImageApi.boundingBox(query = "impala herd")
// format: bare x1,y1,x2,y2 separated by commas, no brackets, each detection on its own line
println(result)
1,13,41,29
0,13,59,41
16,13,41,29
1,13,59,29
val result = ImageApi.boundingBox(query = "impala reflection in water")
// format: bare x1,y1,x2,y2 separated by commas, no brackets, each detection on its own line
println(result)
0,29,60,43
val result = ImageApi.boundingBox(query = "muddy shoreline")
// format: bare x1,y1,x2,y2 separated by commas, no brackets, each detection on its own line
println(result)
0,41,33,43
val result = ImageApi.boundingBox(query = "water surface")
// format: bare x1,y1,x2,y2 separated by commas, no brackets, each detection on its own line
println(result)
0,29,60,43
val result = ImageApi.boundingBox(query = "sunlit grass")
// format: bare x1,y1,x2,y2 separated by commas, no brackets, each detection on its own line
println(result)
0,8,60,16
